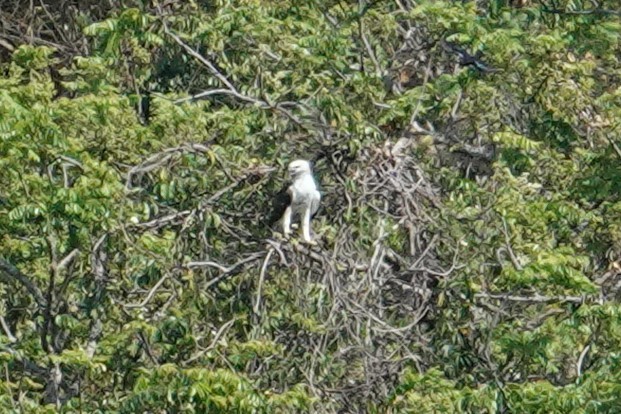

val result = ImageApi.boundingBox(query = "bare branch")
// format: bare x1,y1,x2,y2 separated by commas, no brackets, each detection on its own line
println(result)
161,23,267,108
542,6,620,16
85,319,102,359
183,318,238,366
56,249,79,272
124,274,170,309
253,248,275,316
86,234,109,359
186,252,265,289
125,143,211,189
0,258,47,308
0,314,16,343
358,9,383,76
132,210,192,230
475,292,587,304
174,88,263,105
501,217,523,271
158,12,327,131
577,342,591,377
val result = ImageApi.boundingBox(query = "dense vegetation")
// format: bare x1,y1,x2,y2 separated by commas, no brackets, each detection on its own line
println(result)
1,0,621,412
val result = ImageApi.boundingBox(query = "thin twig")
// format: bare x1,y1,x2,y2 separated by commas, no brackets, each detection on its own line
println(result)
501,217,523,271
187,253,265,289
56,249,79,271
124,275,170,309
542,7,620,16
183,318,237,365
0,315,16,343
253,248,274,316
475,292,587,304
577,342,591,377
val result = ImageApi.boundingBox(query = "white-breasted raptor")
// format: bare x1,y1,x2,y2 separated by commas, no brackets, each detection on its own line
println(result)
269,159,321,243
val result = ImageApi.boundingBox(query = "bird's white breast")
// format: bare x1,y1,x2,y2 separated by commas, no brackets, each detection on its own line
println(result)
290,175,318,211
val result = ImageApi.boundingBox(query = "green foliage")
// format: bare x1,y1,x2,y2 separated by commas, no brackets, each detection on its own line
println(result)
121,365,312,413
1,0,621,412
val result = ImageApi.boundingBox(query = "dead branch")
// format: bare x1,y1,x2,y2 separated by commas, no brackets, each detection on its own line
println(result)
123,274,170,309
125,143,211,189
183,318,238,366
576,342,591,377
186,252,265,289
253,248,275,317
85,234,108,359
501,217,523,271
0,314,16,343
541,6,620,16
475,292,587,304
56,249,79,272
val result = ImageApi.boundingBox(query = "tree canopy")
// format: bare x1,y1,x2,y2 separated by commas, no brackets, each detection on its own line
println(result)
1,0,621,412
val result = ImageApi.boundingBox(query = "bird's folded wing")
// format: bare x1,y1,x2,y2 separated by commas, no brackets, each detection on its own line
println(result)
267,183,293,227
311,190,321,216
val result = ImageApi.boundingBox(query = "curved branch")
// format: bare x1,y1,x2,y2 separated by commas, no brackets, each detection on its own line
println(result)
124,274,170,309
0,258,47,308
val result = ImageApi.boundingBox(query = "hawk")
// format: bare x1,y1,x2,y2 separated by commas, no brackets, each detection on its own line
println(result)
269,159,321,243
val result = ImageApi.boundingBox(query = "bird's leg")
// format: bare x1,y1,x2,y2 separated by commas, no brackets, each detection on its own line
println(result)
282,206,292,237
302,207,313,243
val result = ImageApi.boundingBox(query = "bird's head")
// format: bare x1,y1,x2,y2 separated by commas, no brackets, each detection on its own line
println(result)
287,159,312,179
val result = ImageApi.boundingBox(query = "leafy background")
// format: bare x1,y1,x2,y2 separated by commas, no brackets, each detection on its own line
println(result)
1,0,621,412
